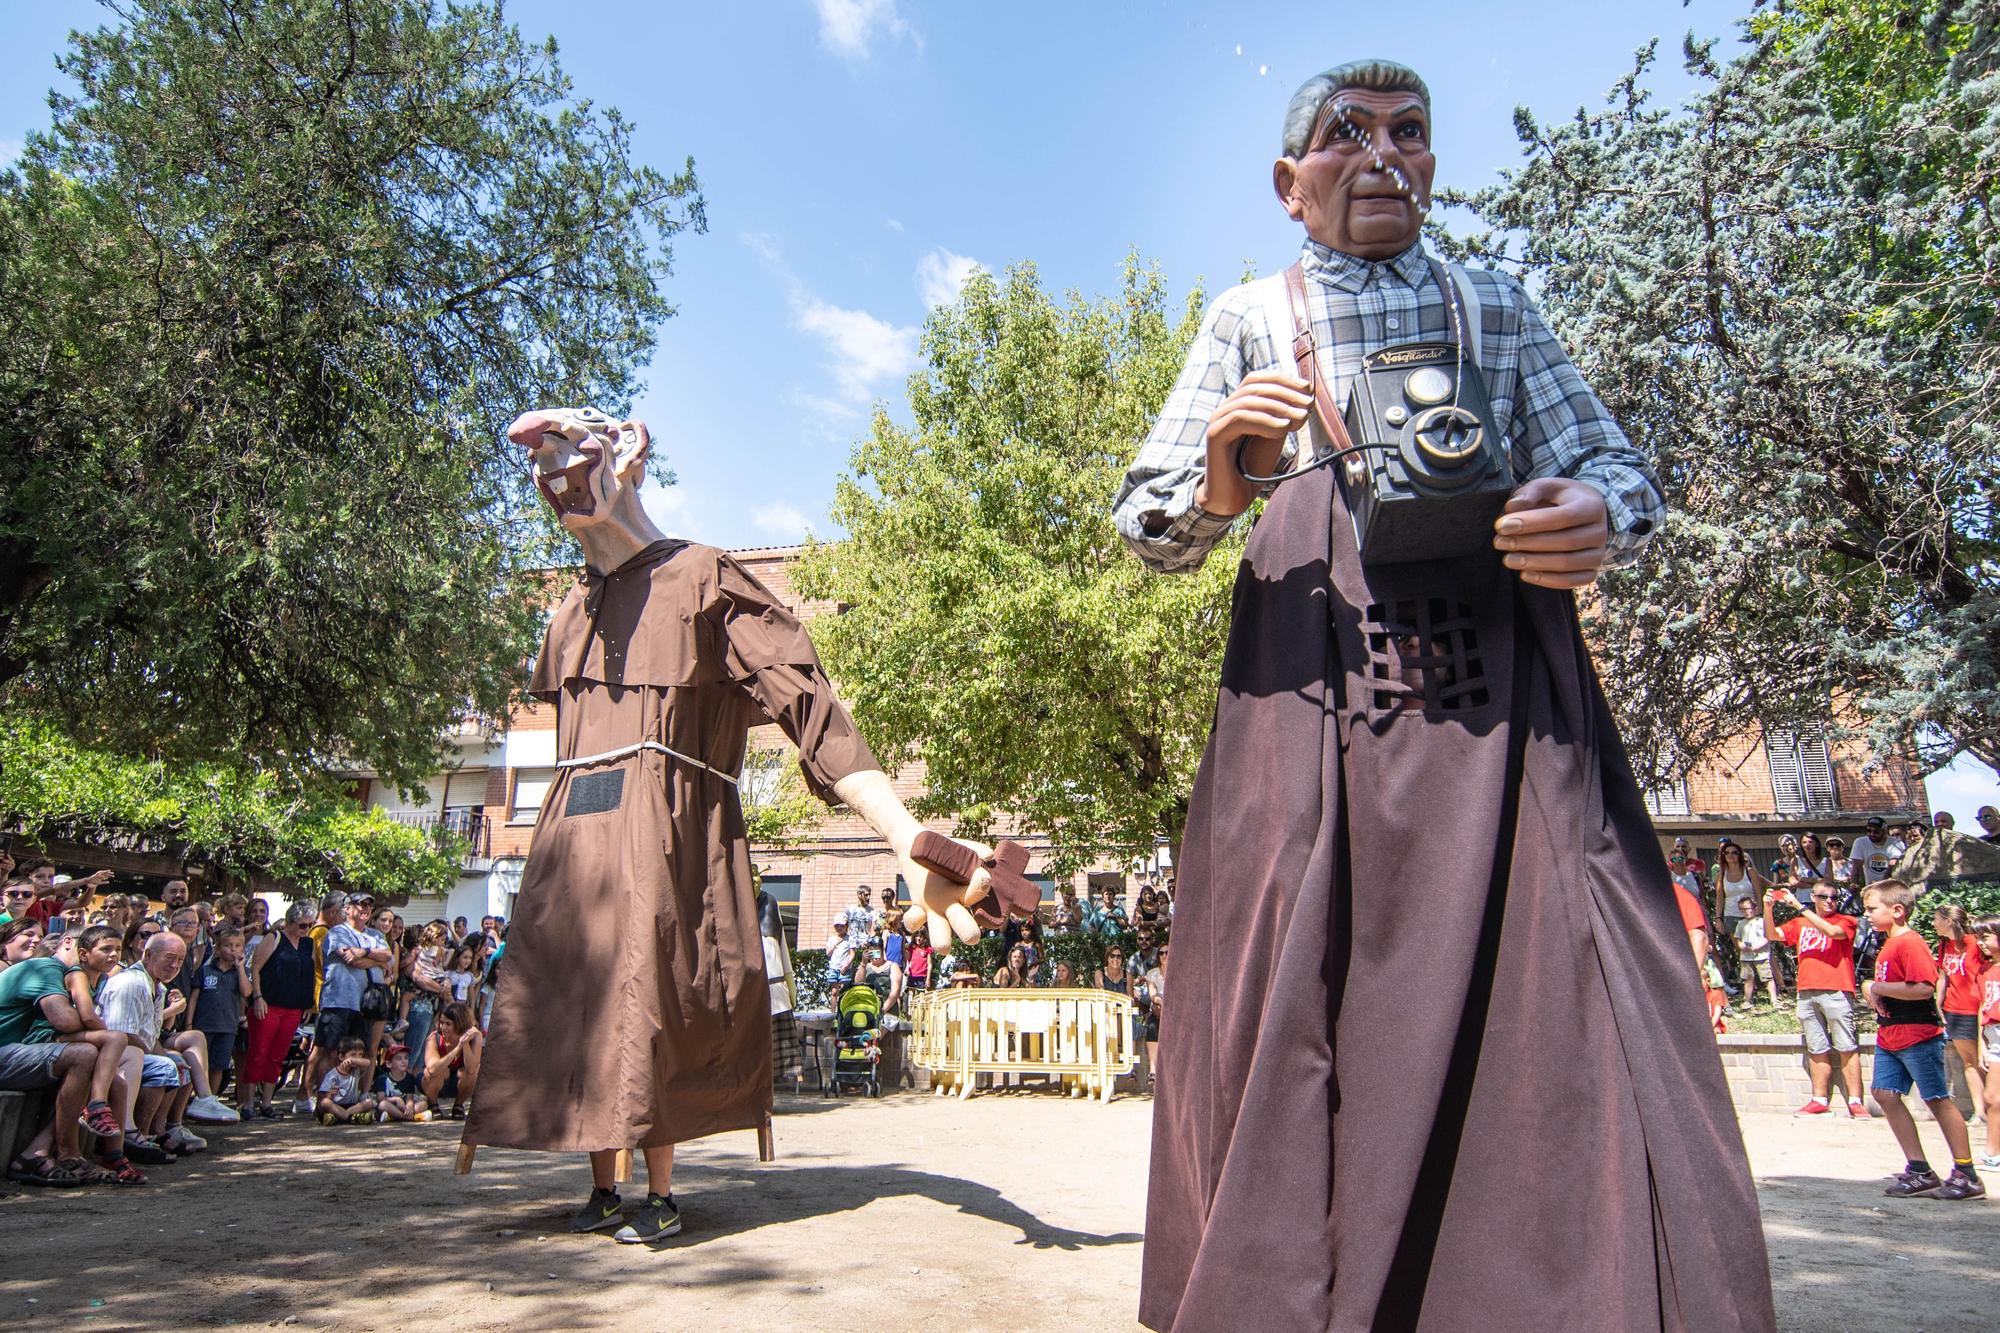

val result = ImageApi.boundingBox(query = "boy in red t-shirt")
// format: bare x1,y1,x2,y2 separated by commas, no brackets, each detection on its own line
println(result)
1766,885,1865,1117
1863,881,1982,1199
1974,917,2000,1170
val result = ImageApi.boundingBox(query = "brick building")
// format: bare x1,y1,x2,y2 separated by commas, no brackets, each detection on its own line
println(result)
344,545,1930,941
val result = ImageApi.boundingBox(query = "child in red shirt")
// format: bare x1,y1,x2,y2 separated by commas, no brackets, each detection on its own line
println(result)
1974,917,2000,1170
1767,885,1865,1116
1933,905,1985,1088
1864,881,1981,1199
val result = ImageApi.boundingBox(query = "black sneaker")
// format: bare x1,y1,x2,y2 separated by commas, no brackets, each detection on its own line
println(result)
1885,1169,1944,1198
613,1193,682,1244
1935,1170,1987,1201
570,1187,625,1233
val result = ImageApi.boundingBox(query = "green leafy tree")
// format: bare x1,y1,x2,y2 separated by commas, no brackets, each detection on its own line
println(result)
1448,1,1999,784
793,258,1237,872
0,716,461,900
739,741,825,849
0,0,704,790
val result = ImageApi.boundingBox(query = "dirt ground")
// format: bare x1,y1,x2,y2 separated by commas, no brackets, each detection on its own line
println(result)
1,1092,1993,1331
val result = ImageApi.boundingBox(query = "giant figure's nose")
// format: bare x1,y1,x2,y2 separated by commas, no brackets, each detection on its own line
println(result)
507,411,566,452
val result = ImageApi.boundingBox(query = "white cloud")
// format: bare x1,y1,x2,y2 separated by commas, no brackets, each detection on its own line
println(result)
794,296,918,401
812,0,909,59
744,231,918,411
752,501,812,540
916,247,984,311
885,217,904,232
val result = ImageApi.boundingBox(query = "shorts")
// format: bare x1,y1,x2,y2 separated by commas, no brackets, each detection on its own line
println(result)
1944,1012,1978,1042
1738,957,1773,986
315,1007,363,1051
203,1029,235,1076
141,1053,187,1088
1986,1026,2000,1063
0,1042,64,1091
1796,990,1858,1054
1872,1035,1951,1101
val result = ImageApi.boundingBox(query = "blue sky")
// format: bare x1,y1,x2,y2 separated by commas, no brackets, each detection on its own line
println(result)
5,0,1994,822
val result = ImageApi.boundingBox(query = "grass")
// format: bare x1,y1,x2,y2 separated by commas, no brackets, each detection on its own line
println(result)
1718,996,1878,1037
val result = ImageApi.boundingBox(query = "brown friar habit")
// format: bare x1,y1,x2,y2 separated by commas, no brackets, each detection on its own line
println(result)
1140,468,1775,1329
465,541,876,1155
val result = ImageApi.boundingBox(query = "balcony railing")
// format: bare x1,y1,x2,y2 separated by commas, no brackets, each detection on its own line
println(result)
383,808,489,863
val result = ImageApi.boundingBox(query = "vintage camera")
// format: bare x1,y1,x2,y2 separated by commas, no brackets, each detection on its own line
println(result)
1335,343,1509,565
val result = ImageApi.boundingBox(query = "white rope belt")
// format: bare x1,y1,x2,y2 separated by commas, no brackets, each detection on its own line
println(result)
555,740,739,785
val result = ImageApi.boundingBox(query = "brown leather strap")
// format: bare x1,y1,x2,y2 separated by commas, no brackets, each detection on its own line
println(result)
1281,263,1358,466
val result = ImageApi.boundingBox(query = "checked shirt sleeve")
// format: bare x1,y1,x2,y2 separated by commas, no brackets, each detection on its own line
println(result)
1112,289,1292,574
1504,283,1665,568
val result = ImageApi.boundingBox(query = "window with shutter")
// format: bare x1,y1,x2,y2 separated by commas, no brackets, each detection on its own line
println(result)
1799,726,1837,811
1644,775,1691,817
1766,729,1807,813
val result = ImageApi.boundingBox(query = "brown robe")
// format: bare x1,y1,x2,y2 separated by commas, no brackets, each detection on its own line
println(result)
1140,465,1775,1331
464,540,875,1154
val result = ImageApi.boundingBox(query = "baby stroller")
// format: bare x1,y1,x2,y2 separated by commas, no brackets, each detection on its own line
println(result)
825,983,883,1098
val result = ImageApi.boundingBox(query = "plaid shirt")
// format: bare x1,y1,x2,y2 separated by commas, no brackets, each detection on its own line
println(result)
1113,240,1663,574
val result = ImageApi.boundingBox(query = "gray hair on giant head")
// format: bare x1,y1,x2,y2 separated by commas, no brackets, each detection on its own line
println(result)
1281,60,1432,158
285,901,318,927
143,929,185,961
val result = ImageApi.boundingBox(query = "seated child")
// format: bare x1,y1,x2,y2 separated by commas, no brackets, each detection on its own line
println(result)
1704,956,1730,1034
372,1043,427,1122
316,1036,378,1125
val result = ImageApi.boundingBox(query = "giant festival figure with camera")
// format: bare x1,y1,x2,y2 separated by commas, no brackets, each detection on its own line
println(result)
459,407,1002,1245
1114,62,1775,1331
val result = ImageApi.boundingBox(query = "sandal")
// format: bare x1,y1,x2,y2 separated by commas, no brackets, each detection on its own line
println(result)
59,1156,118,1185
95,1153,148,1186
8,1153,85,1188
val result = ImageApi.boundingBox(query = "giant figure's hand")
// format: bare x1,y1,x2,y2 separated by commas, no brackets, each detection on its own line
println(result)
830,769,989,950
899,844,995,951
1197,370,1313,517
1492,477,1612,590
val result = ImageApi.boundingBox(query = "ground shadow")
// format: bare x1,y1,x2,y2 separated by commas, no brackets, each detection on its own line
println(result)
1760,1173,1997,1333
0,1106,1139,1331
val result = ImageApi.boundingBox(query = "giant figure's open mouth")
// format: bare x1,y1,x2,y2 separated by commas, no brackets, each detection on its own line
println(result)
533,433,603,518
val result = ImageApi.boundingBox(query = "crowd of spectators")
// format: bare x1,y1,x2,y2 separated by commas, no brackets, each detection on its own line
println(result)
815,873,1173,1090
1669,819,2000,1199
0,847,508,1187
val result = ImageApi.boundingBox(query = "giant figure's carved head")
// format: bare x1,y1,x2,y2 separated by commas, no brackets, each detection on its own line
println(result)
1273,60,1434,261
508,408,652,532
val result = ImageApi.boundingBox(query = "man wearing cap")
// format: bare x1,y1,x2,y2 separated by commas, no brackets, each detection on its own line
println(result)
317,892,390,1079
1116,60,1771,1331
823,917,858,989
1851,816,1905,886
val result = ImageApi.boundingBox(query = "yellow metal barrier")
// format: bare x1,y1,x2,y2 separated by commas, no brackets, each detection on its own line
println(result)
908,987,1137,1102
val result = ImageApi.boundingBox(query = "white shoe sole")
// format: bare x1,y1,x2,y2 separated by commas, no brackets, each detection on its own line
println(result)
613,1220,683,1244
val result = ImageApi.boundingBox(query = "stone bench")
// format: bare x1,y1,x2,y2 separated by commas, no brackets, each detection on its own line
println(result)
1717,1033,1978,1120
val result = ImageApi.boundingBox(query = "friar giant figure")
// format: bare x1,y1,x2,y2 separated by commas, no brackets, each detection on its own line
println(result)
1114,62,1775,1331
462,407,994,1245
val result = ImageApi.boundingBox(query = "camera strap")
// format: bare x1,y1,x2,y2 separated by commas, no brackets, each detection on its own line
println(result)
1250,259,1489,483
1280,263,1359,464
